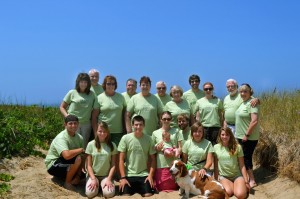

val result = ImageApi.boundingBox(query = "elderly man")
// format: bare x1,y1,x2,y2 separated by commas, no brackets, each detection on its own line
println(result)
122,78,137,105
154,81,172,107
89,69,104,96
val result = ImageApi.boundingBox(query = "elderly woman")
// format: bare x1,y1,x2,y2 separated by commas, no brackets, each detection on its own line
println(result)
235,83,260,188
125,76,163,135
97,75,126,146
164,85,194,128
182,121,214,178
60,73,99,149
195,82,224,145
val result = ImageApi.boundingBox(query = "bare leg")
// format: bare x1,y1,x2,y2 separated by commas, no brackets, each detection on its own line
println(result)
247,169,257,188
65,155,82,185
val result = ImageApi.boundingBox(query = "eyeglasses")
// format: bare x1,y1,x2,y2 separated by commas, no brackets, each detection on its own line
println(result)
162,118,172,121
106,83,116,86
226,85,236,89
204,88,213,91
157,87,166,90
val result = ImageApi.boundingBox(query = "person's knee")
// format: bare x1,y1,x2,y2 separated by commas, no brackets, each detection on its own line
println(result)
74,155,82,165
85,189,98,199
143,193,153,197
235,190,247,199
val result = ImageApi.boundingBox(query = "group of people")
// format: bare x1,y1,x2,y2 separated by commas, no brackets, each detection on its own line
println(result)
45,70,260,199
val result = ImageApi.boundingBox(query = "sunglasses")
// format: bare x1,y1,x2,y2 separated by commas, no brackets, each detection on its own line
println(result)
106,83,116,86
161,118,172,121
157,87,166,90
226,85,236,89
204,88,213,91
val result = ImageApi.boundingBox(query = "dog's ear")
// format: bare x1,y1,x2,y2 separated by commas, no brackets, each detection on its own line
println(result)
180,162,188,177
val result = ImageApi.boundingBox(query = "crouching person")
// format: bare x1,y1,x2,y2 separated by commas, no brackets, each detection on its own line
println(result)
85,121,117,198
45,115,85,190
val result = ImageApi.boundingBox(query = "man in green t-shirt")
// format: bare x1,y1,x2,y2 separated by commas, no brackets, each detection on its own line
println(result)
45,115,85,191
118,115,156,197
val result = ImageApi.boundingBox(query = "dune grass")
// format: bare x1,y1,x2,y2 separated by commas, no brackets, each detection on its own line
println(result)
0,90,299,182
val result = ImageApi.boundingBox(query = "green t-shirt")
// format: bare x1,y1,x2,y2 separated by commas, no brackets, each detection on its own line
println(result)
164,99,191,128
183,89,205,115
98,92,126,134
182,139,214,171
223,93,242,124
195,97,223,127
85,140,118,177
152,128,183,168
155,93,172,106
63,89,100,124
127,93,163,135
122,92,136,106
214,143,243,178
235,99,260,140
118,133,156,177
45,129,83,170
91,84,104,96
179,128,191,146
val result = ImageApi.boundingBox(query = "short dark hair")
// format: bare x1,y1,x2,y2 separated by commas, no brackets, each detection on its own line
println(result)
189,74,200,84
102,75,118,90
139,76,151,87
132,115,145,125
75,73,92,94
64,115,79,123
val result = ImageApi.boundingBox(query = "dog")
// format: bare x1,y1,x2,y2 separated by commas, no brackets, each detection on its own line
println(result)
169,160,229,199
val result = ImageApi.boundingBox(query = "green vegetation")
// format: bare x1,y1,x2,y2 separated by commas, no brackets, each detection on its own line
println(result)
0,90,299,183
0,173,14,197
0,105,63,159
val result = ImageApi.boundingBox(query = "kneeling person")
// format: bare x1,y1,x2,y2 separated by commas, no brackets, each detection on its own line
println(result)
45,115,85,190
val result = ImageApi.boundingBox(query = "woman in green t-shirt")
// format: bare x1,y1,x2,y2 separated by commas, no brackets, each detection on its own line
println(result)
214,127,249,199
85,122,118,198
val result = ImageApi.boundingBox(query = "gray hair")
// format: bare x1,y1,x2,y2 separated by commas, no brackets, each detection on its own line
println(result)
88,69,99,75
226,78,238,86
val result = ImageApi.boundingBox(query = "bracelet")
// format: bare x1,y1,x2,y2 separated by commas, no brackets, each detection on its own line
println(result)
120,176,126,180
245,133,250,137
202,167,208,171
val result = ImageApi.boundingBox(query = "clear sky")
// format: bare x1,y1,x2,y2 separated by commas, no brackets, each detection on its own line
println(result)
1,0,299,106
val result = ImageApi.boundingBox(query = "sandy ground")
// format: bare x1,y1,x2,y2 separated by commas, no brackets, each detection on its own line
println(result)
1,156,300,199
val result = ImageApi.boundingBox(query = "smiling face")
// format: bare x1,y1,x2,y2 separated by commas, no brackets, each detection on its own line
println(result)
96,125,108,142
226,80,238,96
89,71,99,86
192,126,204,143
156,82,167,97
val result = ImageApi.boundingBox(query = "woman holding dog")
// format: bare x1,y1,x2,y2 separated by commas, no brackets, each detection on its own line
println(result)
214,127,249,199
182,121,214,178
152,111,183,192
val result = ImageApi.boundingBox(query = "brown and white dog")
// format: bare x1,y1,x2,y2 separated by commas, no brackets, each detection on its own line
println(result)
170,160,229,199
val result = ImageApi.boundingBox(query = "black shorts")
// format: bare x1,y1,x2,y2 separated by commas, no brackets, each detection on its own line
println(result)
47,156,77,179
120,176,154,196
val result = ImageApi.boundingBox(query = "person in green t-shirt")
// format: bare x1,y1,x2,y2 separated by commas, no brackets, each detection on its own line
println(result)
85,122,118,198
60,73,100,149
118,115,156,197
154,81,172,107
182,74,205,119
125,76,163,136
177,113,191,146
89,69,104,96
214,127,249,198
97,75,126,146
182,121,214,178
195,82,224,145
122,78,137,106
235,83,260,189
45,115,85,191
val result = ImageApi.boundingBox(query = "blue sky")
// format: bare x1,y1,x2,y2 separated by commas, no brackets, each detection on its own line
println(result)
1,0,299,105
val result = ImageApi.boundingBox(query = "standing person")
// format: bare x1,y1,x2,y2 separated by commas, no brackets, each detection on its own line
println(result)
97,75,126,146
223,79,259,135
122,78,137,105
183,74,205,118
125,76,163,135
214,127,249,199
152,111,183,192
60,72,99,149
182,122,214,177
118,115,156,197
195,82,224,145
89,69,104,96
85,122,117,198
235,83,260,188
45,115,85,191
165,85,194,128
155,81,172,107
177,113,191,146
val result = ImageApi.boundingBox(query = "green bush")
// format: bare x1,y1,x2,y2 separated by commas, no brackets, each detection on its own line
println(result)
0,105,63,158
